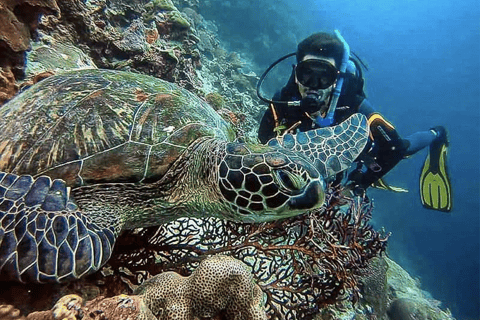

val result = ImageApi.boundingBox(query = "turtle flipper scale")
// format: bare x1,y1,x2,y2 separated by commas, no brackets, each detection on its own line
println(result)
0,172,117,283
268,113,369,177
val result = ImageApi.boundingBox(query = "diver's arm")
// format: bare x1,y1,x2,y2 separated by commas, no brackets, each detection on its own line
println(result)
349,99,410,191
359,99,442,155
352,100,445,191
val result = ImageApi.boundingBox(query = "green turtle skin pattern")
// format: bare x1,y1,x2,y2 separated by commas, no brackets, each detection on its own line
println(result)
0,69,368,283
267,113,368,178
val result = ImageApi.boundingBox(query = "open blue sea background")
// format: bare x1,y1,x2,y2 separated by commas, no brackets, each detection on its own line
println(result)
199,0,480,318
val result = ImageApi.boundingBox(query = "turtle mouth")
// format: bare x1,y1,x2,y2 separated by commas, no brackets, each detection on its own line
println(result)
256,180,325,222
286,180,324,211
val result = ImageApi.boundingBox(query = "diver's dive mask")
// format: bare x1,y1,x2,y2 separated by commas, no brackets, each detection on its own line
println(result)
295,59,338,90
295,59,338,114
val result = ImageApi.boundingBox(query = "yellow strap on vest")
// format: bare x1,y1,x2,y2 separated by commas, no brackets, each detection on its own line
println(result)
367,113,395,139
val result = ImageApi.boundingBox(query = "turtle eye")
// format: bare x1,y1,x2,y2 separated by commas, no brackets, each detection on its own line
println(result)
272,169,307,194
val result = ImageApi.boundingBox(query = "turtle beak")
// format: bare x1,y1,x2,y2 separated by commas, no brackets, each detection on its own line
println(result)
287,180,325,211
250,180,325,223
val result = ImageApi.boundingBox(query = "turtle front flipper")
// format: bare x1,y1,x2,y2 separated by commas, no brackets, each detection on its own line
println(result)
0,172,118,283
267,113,369,177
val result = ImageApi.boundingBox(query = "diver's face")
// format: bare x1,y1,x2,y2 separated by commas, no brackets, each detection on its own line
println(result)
295,55,337,100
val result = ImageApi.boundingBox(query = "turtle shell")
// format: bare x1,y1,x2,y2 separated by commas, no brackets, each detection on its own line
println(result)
0,69,234,187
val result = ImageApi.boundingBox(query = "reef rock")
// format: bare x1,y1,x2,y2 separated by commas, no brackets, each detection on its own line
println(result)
0,0,59,54
384,258,454,319
0,67,17,104
0,0,59,102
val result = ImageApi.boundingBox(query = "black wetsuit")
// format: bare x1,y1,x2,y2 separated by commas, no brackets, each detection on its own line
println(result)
257,70,432,192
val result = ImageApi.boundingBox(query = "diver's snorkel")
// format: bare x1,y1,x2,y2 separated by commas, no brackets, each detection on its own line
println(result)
314,30,350,127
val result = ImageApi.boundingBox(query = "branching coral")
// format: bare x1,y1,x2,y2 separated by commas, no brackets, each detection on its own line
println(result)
107,186,390,320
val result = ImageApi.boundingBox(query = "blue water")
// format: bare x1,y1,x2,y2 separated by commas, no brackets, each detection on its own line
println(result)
199,0,480,318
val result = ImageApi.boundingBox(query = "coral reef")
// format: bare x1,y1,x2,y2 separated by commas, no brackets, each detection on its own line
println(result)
384,258,454,319
0,68,17,103
205,92,225,110
314,256,456,320
100,187,389,319
0,0,59,56
0,294,156,320
386,298,451,320
34,0,201,89
23,42,97,81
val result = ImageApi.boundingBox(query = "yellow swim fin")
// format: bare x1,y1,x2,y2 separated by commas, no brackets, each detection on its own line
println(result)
419,127,452,212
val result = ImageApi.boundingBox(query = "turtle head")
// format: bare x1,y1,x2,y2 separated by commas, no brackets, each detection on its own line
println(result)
218,143,325,222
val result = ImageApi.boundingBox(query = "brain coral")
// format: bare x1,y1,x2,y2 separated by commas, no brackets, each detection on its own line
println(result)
134,255,267,320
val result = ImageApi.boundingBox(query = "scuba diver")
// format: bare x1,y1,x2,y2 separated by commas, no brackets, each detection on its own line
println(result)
256,31,452,212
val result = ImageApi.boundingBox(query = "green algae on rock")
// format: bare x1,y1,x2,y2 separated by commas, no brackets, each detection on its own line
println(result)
146,0,177,12
205,92,225,110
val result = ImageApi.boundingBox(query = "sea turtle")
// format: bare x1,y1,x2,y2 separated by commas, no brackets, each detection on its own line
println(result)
0,69,368,283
